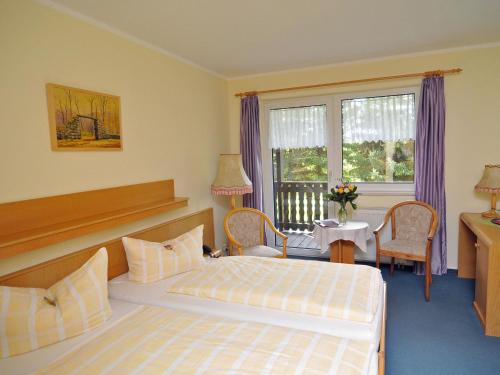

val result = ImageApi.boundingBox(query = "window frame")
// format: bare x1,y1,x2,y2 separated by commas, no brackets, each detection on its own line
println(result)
262,86,419,226
332,86,419,195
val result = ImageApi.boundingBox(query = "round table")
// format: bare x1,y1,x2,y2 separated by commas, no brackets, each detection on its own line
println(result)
312,221,370,264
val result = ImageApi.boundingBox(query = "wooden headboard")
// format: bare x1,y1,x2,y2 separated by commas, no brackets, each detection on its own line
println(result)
0,208,214,289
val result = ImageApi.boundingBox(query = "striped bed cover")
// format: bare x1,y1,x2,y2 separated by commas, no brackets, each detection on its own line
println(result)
167,257,382,323
36,305,374,375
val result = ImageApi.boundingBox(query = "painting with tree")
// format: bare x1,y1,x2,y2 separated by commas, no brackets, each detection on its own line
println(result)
46,83,122,150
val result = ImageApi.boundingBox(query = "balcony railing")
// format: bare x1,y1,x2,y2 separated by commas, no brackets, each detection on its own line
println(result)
274,181,329,232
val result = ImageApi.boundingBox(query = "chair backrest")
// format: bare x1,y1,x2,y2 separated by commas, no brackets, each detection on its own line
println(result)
224,208,265,247
391,201,438,242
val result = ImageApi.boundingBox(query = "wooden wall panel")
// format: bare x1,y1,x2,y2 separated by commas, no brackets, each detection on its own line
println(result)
0,208,214,289
0,180,188,259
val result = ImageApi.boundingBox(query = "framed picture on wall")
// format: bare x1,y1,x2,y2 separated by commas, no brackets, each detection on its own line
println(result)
46,83,122,151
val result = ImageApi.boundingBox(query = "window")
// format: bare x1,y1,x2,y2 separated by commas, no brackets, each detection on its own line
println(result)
269,105,330,236
341,93,416,186
269,105,328,183
263,87,417,229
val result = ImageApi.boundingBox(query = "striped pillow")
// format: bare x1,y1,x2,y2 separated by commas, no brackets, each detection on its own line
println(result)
123,225,204,283
0,248,111,358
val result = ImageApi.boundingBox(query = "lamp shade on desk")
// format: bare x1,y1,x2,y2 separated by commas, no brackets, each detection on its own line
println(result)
474,164,500,218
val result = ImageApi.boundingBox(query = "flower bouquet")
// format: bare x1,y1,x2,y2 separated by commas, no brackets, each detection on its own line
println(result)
327,181,359,226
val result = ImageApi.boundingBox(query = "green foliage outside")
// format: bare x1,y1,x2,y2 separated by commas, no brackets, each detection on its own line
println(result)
272,141,414,183
273,147,328,182
343,140,415,182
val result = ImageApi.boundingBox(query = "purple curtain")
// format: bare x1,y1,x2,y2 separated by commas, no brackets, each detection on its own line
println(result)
240,96,264,210
415,76,447,275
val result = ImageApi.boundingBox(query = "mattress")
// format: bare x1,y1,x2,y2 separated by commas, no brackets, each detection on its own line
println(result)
109,258,385,344
0,299,140,375
36,304,377,375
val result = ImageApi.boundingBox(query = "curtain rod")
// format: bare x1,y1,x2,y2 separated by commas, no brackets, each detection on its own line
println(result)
234,68,462,97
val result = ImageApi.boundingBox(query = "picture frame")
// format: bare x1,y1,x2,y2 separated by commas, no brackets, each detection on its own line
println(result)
46,83,122,151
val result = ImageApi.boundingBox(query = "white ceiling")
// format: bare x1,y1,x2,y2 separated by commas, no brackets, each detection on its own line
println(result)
45,0,500,78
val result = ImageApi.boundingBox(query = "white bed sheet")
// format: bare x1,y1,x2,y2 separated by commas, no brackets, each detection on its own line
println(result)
0,299,140,375
108,267,384,345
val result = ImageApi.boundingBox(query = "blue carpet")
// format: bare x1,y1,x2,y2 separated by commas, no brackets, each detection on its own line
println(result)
289,257,500,374
381,266,500,375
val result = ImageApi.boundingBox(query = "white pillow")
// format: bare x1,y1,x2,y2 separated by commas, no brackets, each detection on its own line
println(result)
0,248,111,358
122,225,204,283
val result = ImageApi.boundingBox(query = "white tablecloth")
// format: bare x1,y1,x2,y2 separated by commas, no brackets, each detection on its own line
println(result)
312,221,370,254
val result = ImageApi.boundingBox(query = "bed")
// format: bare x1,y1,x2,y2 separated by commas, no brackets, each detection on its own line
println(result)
0,208,386,374
0,298,378,375
0,299,138,375
109,257,385,343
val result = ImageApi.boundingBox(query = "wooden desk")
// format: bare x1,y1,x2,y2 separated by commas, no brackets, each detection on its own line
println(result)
458,213,500,336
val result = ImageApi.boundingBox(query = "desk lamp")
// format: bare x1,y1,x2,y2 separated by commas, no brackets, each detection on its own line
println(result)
475,164,500,218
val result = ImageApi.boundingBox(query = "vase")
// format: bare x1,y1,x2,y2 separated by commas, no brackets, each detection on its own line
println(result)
337,204,347,226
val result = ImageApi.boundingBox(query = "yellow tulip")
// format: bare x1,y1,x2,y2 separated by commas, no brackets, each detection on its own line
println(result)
338,188,344,193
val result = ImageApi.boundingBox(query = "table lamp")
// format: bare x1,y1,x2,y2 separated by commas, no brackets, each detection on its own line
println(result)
474,164,500,218
211,154,253,209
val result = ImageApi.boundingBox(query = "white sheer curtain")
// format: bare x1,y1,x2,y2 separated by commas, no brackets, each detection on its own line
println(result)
269,105,326,149
342,94,415,144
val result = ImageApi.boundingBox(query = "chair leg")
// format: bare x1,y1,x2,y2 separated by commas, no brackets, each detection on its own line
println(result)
376,250,380,269
390,257,395,276
425,257,431,302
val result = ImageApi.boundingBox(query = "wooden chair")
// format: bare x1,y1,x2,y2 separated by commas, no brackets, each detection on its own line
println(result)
224,207,287,258
374,201,438,301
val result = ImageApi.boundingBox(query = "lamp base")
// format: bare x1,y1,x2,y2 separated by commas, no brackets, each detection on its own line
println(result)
481,192,498,219
481,209,499,219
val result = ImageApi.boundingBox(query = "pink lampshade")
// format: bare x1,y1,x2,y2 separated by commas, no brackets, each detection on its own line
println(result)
474,164,500,193
211,154,253,196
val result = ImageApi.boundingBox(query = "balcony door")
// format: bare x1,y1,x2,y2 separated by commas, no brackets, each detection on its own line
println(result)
262,98,333,254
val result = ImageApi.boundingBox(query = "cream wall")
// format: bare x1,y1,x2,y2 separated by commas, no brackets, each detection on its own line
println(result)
227,46,500,270
0,0,229,276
